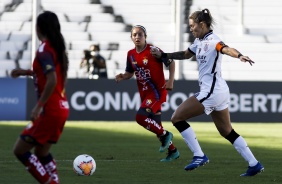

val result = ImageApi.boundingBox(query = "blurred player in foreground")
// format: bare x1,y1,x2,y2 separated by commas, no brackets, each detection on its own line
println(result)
115,25,180,162
11,11,69,184
151,9,264,176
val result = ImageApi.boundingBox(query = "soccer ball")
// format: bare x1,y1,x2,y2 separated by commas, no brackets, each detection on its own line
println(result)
73,154,96,176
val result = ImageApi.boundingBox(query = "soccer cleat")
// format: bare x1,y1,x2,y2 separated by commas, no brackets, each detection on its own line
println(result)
184,155,209,171
160,149,180,162
240,162,264,176
159,131,173,152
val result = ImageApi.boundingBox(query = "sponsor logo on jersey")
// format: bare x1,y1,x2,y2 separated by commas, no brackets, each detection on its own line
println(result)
145,118,161,129
60,100,69,109
197,55,207,64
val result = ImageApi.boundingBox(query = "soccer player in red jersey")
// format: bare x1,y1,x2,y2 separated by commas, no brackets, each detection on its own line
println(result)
11,11,69,184
115,25,180,162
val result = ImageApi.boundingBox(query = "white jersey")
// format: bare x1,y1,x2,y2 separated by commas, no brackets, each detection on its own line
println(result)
189,30,229,95
189,31,230,114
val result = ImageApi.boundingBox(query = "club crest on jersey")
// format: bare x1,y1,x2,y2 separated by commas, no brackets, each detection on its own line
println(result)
146,99,152,106
143,57,148,65
146,108,151,113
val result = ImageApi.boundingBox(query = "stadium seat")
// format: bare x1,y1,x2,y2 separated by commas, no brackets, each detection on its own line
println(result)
0,41,25,51
21,50,31,60
1,12,31,21
90,32,130,42
18,59,32,69
0,51,8,59
9,31,31,42
0,31,10,41
90,13,115,22
87,22,126,32
0,22,22,31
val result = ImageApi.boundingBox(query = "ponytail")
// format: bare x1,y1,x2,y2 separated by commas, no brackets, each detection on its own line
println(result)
37,11,69,80
189,8,215,29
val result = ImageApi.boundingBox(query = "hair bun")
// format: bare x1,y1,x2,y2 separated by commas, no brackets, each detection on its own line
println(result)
202,9,208,14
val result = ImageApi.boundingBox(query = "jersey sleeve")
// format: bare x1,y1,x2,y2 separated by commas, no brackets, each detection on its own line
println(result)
188,40,197,55
125,54,134,73
215,41,228,54
37,49,55,75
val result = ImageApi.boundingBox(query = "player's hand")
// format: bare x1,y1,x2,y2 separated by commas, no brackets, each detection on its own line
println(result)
239,55,255,66
115,73,124,83
11,69,24,78
150,46,162,58
163,80,174,91
30,105,43,121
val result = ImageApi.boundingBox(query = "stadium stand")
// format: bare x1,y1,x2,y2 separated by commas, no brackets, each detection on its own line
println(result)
0,0,281,81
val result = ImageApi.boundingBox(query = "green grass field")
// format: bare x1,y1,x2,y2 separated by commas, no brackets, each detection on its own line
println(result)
0,121,281,184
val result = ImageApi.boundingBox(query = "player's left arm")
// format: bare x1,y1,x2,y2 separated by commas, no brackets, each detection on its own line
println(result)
10,69,33,78
31,51,57,121
219,42,255,66
165,60,175,90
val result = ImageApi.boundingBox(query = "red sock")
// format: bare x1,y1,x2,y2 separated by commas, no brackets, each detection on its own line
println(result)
168,141,176,151
18,152,51,184
39,154,59,184
136,114,165,136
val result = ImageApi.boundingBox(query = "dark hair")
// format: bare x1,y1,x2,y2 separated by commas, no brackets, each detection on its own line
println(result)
131,25,147,36
189,8,215,29
36,11,69,80
91,44,100,51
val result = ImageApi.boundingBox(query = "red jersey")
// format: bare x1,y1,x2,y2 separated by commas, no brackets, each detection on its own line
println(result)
32,41,69,114
126,44,167,103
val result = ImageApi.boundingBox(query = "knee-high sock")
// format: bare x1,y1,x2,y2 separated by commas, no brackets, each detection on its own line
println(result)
39,153,59,184
225,129,258,167
16,152,52,184
174,121,204,157
233,136,258,166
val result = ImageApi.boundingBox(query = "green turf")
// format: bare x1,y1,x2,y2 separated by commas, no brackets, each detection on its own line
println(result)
0,121,281,184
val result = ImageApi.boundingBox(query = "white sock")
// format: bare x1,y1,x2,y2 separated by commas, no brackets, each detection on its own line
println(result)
180,127,204,157
233,136,258,167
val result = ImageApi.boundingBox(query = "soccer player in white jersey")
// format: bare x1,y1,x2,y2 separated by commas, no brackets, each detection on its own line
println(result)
151,8,264,176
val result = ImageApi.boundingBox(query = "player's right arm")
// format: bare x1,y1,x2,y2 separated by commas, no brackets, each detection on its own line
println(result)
10,69,33,78
151,49,194,60
115,72,134,83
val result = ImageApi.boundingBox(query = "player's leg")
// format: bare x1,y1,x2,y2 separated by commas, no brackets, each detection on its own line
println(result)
35,144,59,184
211,108,264,176
13,137,53,184
135,99,173,152
152,112,180,162
171,96,208,170
35,114,67,183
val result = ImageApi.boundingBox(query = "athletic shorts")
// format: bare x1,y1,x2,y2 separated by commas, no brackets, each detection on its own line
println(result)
194,90,230,115
140,89,166,114
21,109,69,145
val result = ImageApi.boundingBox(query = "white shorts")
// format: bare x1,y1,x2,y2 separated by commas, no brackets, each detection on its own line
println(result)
194,90,230,115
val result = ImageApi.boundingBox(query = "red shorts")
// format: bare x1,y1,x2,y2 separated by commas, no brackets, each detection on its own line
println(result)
140,91,166,113
21,110,69,145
